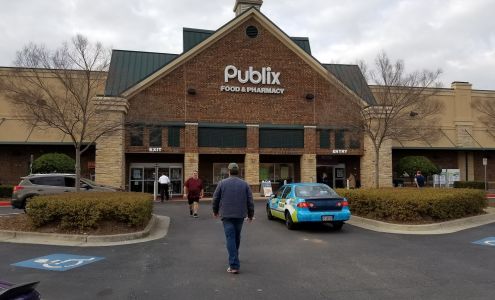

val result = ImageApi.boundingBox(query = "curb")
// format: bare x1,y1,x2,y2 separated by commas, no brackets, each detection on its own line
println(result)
347,207,495,235
0,201,10,207
0,214,170,247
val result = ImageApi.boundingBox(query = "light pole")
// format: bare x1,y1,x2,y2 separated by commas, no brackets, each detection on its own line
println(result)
483,158,487,191
154,163,159,201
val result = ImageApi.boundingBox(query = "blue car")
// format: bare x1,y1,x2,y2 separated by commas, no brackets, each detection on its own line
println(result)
266,183,351,230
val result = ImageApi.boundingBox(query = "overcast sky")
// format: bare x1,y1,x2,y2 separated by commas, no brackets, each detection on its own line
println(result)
1,0,493,90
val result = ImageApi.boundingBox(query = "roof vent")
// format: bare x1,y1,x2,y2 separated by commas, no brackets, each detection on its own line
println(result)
246,26,258,38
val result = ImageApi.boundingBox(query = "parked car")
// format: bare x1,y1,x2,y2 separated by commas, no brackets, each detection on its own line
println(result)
266,183,351,230
0,280,40,300
11,173,117,209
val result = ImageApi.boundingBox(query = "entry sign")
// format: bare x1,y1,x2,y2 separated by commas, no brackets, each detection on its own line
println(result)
472,237,495,247
12,254,104,271
483,158,487,166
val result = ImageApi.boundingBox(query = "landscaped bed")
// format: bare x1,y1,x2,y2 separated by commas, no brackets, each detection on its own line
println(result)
336,188,488,224
0,192,153,235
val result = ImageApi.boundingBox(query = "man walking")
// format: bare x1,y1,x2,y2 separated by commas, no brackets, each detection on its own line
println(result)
184,170,203,217
212,163,254,274
158,172,170,202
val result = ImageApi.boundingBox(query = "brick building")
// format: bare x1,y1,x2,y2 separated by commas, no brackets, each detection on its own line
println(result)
1,0,494,193
96,0,376,195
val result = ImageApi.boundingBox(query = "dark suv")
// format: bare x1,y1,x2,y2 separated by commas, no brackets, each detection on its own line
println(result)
11,174,117,209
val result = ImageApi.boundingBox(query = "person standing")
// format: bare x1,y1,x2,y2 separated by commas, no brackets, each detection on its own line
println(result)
414,170,425,188
212,163,254,274
347,173,356,189
184,170,203,217
158,172,170,202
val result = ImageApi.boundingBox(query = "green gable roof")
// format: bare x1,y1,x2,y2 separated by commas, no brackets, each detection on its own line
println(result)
183,27,312,55
323,64,377,105
104,50,178,96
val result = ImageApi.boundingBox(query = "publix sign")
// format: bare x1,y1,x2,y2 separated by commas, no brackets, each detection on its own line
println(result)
220,65,285,94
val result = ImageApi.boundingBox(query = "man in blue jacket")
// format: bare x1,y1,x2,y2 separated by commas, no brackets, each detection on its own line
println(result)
212,162,254,274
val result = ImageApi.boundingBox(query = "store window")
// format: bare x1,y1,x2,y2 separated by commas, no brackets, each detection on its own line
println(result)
335,129,346,149
199,127,246,148
259,163,294,184
168,127,180,147
213,163,245,183
149,127,162,147
130,126,144,146
319,129,330,148
259,129,304,148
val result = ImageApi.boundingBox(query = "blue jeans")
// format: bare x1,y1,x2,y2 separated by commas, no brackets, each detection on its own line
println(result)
222,218,244,270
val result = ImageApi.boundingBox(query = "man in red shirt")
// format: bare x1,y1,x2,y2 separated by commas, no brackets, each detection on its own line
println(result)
184,170,204,218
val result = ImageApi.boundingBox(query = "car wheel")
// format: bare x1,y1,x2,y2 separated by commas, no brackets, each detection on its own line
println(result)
332,221,344,230
266,205,275,220
22,197,30,213
285,211,296,230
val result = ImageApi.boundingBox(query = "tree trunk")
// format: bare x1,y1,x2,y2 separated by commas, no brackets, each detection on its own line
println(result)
75,146,81,192
374,146,380,188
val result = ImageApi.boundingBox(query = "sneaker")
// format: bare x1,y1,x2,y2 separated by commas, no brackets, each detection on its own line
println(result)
227,267,239,274
193,213,198,218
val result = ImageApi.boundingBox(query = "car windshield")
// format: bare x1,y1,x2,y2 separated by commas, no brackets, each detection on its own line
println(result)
295,185,340,198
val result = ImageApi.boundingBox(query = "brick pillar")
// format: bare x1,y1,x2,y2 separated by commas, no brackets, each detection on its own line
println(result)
93,97,129,189
360,135,393,187
245,124,260,193
300,126,317,183
457,151,474,181
184,123,198,180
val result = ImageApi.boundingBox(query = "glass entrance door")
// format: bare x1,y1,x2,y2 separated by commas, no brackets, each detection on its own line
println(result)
129,163,183,195
169,167,182,195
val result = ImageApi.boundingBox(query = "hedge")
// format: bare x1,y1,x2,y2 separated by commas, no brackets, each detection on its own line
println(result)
26,192,153,230
453,181,485,189
0,185,13,198
336,188,487,222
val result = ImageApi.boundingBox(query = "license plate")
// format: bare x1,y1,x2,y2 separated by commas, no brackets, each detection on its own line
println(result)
322,215,333,221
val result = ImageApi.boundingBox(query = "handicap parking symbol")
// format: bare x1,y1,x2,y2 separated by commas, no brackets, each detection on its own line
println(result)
472,237,495,247
12,254,104,271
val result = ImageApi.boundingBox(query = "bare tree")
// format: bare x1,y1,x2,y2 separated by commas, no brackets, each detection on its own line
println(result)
0,34,119,191
360,52,443,187
472,98,495,129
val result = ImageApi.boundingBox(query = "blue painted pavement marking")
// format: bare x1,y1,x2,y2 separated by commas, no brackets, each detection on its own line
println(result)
12,254,104,271
472,237,495,247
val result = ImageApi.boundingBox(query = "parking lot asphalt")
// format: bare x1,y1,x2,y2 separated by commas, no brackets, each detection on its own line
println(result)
1,201,495,299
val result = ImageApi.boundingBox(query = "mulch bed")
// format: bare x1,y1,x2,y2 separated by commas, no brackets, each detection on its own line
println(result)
0,213,146,235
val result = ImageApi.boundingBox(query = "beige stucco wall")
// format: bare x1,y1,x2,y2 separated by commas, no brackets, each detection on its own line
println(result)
375,82,495,149
0,68,106,143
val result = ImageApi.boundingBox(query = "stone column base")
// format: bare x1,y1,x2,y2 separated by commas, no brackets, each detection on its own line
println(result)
301,154,316,183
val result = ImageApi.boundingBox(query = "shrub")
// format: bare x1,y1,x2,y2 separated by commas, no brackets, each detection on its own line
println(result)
396,156,440,184
453,181,485,189
26,192,153,230
0,185,13,198
32,153,75,174
336,188,487,222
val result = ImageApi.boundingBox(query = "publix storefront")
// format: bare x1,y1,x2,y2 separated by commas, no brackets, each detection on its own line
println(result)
95,0,376,195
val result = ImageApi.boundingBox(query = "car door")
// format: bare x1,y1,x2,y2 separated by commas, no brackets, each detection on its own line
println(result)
270,186,286,212
31,176,69,196
279,186,292,211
